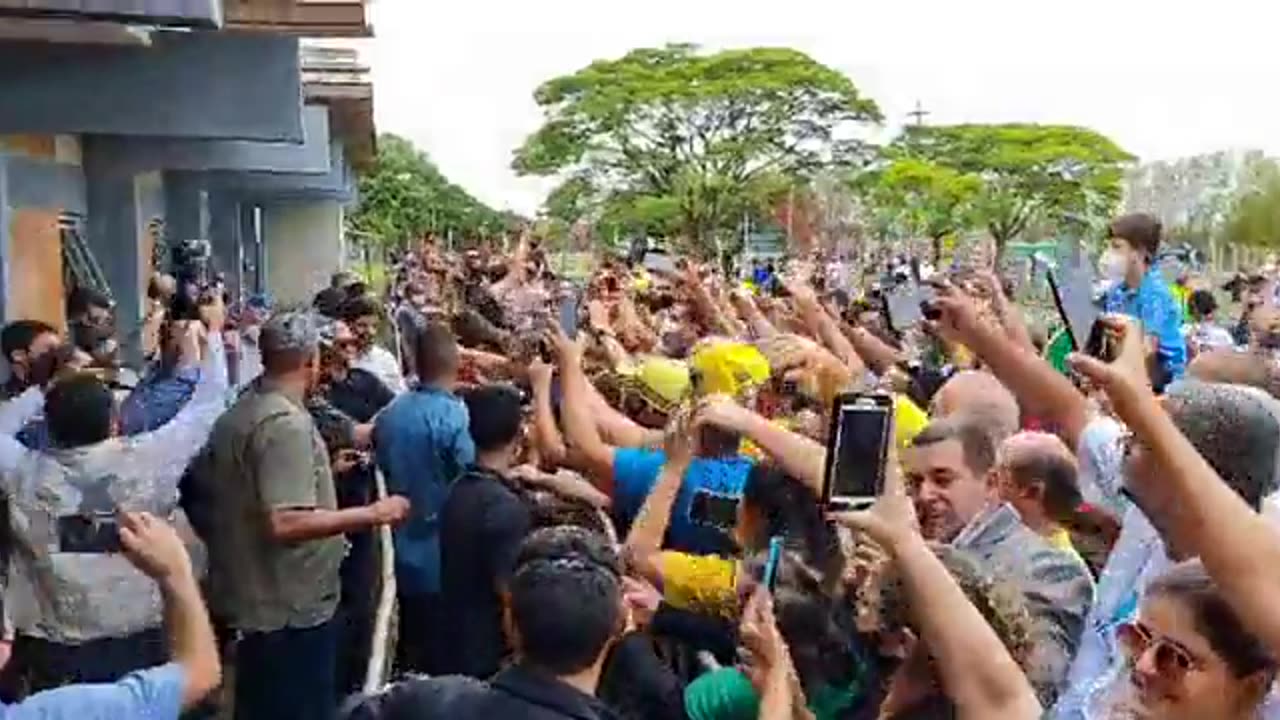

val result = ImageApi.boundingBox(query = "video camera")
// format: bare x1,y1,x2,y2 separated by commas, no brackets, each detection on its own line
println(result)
169,239,216,321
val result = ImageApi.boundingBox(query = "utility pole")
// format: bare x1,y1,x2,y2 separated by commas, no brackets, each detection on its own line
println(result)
907,100,931,127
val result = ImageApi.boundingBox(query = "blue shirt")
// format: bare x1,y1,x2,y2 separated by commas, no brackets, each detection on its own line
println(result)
118,365,201,435
374,386,475,595
0,662,185,720
612,448,754,555
1102,267,1186,383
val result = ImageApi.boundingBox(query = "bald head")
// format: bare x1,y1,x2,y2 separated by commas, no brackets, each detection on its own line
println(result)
996,431,1081,525
932,371,1020,444
999,431,1075,469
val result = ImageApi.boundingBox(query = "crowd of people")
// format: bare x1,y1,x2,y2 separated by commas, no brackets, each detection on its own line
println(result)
0,210,1278,720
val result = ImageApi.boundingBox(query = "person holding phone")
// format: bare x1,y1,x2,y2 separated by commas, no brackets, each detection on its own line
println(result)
1098,213,1186,388
0,319,228,696
621,405,842,621
0,512,221,719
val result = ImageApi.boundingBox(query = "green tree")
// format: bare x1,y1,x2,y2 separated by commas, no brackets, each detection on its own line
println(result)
1220,157,1280,251
349,133,510,247
856,157,981,263
896,124,1133,261
515,44,882,256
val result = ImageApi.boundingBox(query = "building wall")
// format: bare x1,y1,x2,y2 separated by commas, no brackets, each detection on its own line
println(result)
0,34,304,142
262,200,343,306
83,137,158,364
0,134,86,328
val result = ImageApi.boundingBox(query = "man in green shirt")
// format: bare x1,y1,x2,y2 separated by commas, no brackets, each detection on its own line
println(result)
198,310,410,720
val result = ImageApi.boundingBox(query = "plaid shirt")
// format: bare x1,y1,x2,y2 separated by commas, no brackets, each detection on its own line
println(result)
953,502,1096,707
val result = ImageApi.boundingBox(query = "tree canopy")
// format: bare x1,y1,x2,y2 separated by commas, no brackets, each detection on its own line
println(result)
349,133,513,247
893,124,1134,259
514,43,882,255
854,155,982,262
1221,157,1280,250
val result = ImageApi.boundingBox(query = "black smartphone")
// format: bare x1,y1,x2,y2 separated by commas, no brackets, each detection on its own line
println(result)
56,513,122,554
1084,319,1118,363
1046,266,1099,353
822,393,894,511
690,490,740,530
883,282,932,333
918,283,941,321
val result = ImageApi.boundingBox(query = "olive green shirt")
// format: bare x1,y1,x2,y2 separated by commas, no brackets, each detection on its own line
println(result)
200,380,345,633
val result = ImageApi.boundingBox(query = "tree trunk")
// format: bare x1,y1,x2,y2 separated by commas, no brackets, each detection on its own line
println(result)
931,234,944,266
992,231,1009,267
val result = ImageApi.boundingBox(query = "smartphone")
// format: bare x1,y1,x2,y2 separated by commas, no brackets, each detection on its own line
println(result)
643,252,677,275
56,513,123,554
1046,266,1099,353
558,292,580,340
883,282,932,333
1084,319,1118,363
822,393,893,510
690,490,740,530
918,283,941,321
762,536,784,592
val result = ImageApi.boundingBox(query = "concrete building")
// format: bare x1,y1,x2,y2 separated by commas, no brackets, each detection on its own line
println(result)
0,1,375,350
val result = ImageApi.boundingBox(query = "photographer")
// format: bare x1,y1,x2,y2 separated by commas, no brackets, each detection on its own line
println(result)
0,320,227,694
0,512,220,719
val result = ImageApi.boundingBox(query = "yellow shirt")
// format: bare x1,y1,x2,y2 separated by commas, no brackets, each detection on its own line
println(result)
659,551,739,618
894,395,929,449
1047,527,1086,567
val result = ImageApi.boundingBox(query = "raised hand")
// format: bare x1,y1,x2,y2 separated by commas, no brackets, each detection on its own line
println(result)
118,511,194,583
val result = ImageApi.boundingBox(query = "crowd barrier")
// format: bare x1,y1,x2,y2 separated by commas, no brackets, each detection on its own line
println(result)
363,468,398,694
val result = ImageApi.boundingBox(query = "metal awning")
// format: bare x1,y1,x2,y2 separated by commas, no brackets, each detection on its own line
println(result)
0,1,221,28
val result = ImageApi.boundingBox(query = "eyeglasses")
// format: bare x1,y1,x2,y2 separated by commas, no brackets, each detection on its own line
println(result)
1116,620,1203,680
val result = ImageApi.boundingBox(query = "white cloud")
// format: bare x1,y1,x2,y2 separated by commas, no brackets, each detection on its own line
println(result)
366,0,1280,215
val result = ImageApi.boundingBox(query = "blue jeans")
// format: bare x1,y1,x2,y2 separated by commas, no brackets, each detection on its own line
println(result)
235,618,337,720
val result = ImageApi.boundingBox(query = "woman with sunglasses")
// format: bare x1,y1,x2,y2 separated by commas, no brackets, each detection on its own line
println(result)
1100,560,1276,719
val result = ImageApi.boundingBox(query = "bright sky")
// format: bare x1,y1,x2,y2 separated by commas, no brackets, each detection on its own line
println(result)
365,0,1280,216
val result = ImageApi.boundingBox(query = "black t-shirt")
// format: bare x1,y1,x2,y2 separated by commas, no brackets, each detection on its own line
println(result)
597,633,687,720
342,665,618,720
328,367,394,424
439,466,533,679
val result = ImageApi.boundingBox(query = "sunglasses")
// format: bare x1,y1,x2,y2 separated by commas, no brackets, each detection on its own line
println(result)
1117,620,1203,680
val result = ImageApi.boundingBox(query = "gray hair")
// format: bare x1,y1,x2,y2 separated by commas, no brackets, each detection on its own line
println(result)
1166,380,1280,510
260,309,321,365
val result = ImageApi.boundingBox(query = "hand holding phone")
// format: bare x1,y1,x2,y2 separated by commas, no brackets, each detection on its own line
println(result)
822,393,894,511
57,512,123,554
762,536,784,592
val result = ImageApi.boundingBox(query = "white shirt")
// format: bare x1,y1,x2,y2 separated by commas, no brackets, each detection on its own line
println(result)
1053,416,1280,719
354,345,406,394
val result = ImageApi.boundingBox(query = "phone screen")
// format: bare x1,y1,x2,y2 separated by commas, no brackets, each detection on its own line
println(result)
762,536,784,592
823,395,892,506
1047,266,1099,352
643,252,677,275
56,514,123,554
690,490,739,530
558,295,579,340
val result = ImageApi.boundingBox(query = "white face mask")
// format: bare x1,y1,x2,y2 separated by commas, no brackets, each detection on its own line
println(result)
1100,250,1129,282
